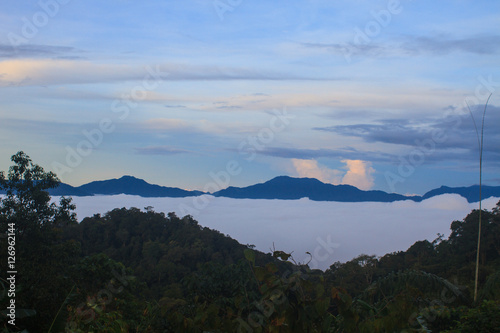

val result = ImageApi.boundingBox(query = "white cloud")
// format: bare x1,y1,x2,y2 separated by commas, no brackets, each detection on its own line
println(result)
291,159,342,184
0,59,139,87
341,159,375,190
143,118,191,131
291,158,375,190
0,59,315,87
54,194,500,270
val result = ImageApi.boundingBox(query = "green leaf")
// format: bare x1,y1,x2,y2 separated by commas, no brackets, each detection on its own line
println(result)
266,262,278,274
314,298,329,315
273,250,291,261
244,249,255,264
254,266,268,281
315,283,325,297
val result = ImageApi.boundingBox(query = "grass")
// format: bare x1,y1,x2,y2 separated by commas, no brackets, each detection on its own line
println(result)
466,92,493,303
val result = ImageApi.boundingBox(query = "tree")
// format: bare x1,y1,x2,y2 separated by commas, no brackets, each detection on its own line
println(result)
0,151,79,332
0,151,76,238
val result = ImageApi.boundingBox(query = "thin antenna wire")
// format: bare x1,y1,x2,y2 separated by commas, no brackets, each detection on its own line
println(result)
472,93,492,303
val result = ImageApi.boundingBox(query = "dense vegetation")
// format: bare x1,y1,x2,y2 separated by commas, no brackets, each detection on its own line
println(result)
0,152,499,332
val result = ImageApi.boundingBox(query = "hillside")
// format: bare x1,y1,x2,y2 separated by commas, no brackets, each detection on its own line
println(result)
1,151,499,332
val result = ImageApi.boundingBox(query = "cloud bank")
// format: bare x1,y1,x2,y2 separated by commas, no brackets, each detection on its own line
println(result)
56,194,500,270
0,58,331,87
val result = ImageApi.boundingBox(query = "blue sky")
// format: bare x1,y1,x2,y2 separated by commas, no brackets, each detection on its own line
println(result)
0,0,499,195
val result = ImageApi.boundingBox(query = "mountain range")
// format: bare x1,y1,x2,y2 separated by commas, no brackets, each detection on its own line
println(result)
49,175,204,198
1,175,499,203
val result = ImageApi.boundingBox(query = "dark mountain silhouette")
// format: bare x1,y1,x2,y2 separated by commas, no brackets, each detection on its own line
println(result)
77,175,204,197
0,182,93,197
212,176,415,202
421,185,500,203
17,176,202,197
7,175,498,203
48,183,92,196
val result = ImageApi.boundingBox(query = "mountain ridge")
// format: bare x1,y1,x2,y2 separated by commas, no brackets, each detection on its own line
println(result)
212,176,414,202
1,175,499,203
77,175,204,197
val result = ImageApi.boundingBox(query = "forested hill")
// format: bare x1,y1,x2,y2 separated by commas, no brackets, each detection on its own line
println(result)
65,208,280,299
5,203,500,332
1,152,499,332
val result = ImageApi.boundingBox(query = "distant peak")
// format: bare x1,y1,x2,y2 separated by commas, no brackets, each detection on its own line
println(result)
269,175,323,183
114,176,150,185
120,175,139,179
118,175,146,182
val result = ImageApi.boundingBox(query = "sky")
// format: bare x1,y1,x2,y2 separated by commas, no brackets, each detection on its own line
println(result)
57,194,500,270
1,0,499,195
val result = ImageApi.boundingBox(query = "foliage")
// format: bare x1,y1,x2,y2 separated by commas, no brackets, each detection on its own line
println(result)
0,152,76,236
442,300,500,333
238,250,335,332
1,152,500,332
0,152,79,332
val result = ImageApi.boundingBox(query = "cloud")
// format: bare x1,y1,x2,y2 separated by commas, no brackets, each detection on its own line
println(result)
0,44,80,59
213,101,243,110
0,59,142,87
291,158,376,190
141,118,226,136
314,105,500,165
134,146,190,155
315,119,432,146
0,58,338,87
0,118,94,138
143,118,192,131
403,34,500,56
341,159,375,190
291,159,342,184
164,104,186,108
301,41,390,58
55,194,500,270
257,147,392,163
300,34,500,59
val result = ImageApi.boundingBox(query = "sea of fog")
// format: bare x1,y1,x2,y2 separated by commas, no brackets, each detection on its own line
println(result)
50,194,499,270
